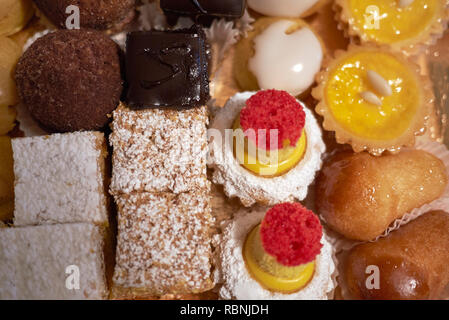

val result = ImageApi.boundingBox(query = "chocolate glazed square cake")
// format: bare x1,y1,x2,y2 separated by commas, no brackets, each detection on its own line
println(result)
125,25,210,110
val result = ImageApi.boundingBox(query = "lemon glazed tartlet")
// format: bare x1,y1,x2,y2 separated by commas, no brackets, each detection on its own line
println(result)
217,203,336,300
312,46,432,155
334,0,449,55
208,90,325,207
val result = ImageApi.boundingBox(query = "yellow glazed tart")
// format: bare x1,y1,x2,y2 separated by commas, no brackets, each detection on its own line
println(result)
312,46,432,155
335,0,449,55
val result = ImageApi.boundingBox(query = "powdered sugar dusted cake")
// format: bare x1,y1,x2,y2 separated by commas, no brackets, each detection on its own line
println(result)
12,132,109,226
111,191,215,298
109,103,210,195
109,102,214,298
0,223,107,299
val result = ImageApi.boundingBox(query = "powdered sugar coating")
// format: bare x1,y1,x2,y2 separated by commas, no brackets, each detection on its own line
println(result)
109,104,210,195
208,92,326,206
217,207,336,300
113,192,215,295
12,132,108,226
0,223,107,299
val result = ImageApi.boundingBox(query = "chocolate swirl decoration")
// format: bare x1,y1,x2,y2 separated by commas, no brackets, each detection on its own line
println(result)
140,45,191,90
190,0,208,15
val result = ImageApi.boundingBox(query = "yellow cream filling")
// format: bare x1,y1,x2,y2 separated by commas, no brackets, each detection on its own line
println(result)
232,116,307,177
243,225,315,293
347,0,442,44
325,51,420,140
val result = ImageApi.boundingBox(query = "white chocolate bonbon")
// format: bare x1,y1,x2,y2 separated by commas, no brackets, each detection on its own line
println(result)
249,20,323,96
248,0,321,18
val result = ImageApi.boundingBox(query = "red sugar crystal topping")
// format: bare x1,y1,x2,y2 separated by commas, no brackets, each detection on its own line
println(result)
239,90,306,150
260,202,323,266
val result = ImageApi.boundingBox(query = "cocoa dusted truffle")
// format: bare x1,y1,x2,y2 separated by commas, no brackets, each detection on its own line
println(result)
33,0,136,32
15,29,123,133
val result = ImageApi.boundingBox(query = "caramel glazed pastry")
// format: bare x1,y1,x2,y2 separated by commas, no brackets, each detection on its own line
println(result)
342,211,449,300
217,203,336,300
209,89,325,207
315,149,448,241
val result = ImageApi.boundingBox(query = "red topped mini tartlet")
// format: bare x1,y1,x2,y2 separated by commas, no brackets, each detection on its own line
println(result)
243,202,323,293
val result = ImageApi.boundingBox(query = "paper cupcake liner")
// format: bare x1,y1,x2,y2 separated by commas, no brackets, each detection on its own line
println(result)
334,0,449,56
138,1,170,31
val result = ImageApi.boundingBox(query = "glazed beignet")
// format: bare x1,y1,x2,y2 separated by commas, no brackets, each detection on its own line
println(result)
343,211,449,300
315,150,447,241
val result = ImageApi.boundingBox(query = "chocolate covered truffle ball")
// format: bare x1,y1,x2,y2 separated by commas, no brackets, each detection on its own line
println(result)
15,29,123,133
33,0,136,32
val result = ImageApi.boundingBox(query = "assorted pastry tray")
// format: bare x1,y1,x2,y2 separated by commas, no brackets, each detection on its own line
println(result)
0,0,448,300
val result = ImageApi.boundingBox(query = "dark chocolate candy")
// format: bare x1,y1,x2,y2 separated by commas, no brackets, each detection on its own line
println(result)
160,0,246,20
125,25,210,109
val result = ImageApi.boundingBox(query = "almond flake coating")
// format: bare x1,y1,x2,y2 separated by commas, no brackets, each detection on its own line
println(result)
0,223,107,300
12,132,108,226
109,104,210,195
112,192,215,296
